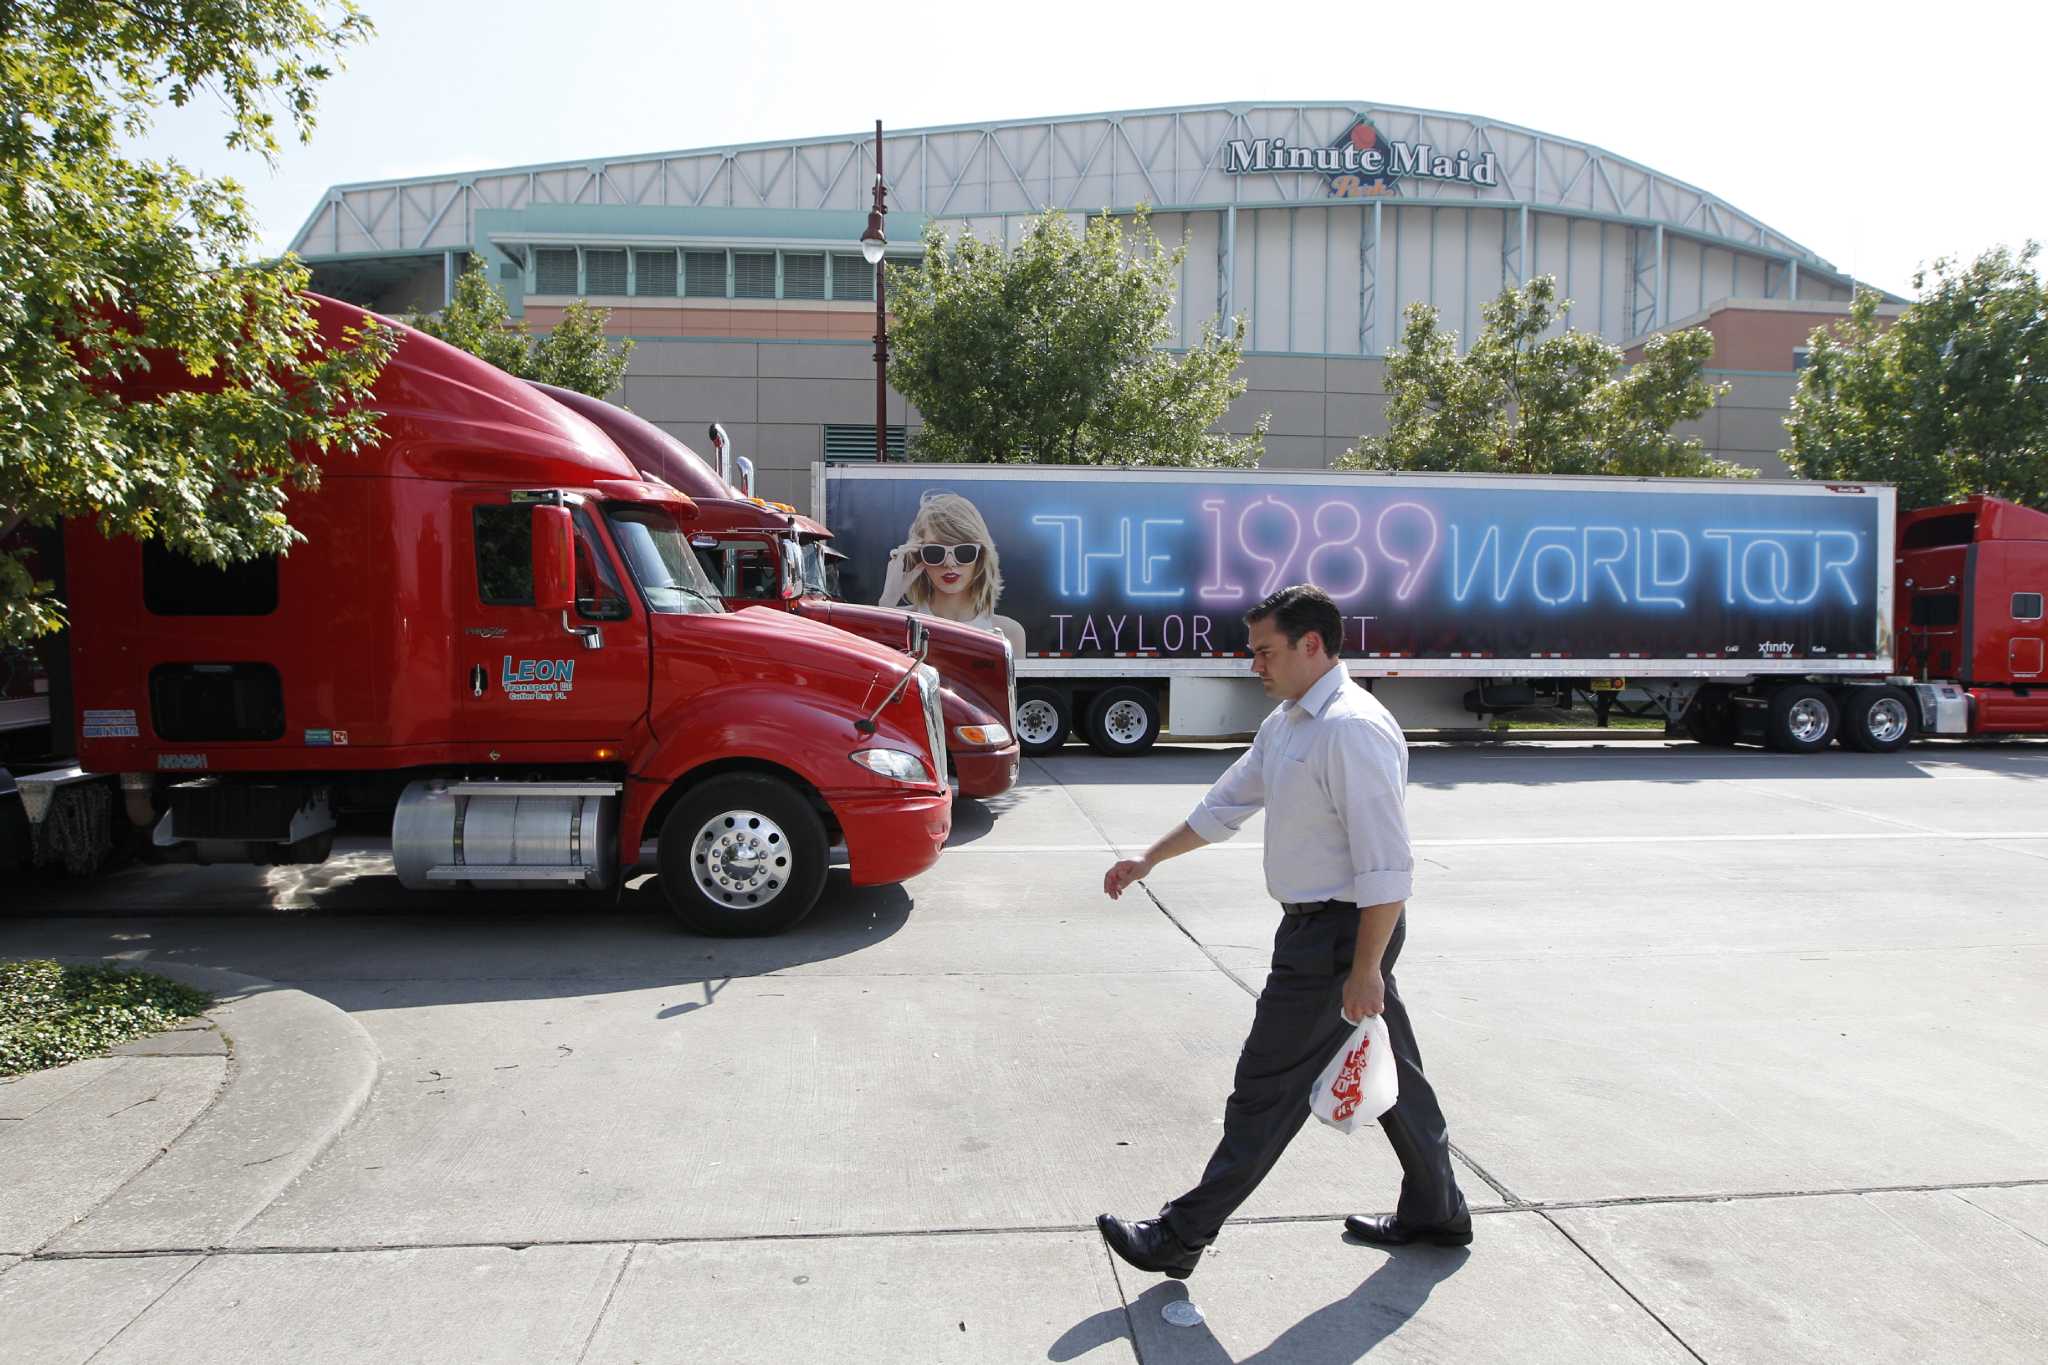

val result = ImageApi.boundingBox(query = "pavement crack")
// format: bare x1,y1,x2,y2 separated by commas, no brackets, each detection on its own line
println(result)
1536,1209,1708,1365
1950,1191,2048,1252
1447,1142,1522,1206
106,1094,161,1118
80,1251,208,1365
574,1244,636,1365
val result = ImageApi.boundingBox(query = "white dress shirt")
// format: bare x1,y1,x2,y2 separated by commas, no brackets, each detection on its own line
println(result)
1185,663,1414,908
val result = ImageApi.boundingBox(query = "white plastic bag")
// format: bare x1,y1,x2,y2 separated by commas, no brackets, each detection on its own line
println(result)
1310,1011,1399,1134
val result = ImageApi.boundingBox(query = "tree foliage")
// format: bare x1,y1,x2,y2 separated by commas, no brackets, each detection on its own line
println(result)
1785,243,2048,509
407,257,634,398
1340,275,1746,479
0,0,396,644
887,209,1265,467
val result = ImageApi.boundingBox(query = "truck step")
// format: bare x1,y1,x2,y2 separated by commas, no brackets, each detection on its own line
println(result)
423,863,598,883
438,782,623,798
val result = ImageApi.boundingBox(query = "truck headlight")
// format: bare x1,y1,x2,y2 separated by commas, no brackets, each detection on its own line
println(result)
850,747,931,783
953,724,1011,748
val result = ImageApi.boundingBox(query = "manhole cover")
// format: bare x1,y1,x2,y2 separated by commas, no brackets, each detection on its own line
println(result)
1162,1300,1205,1328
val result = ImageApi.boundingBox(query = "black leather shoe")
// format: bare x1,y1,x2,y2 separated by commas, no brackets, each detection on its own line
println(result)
1344,1213,1473,1247
1096,1214,1203,1279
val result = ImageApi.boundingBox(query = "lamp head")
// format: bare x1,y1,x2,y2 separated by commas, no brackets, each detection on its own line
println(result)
860,214,886,266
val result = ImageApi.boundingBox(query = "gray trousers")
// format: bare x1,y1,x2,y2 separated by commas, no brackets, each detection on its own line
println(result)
1162,906,1467,1245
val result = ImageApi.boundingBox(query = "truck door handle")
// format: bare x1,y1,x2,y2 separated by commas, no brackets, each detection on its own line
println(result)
560,612,603,650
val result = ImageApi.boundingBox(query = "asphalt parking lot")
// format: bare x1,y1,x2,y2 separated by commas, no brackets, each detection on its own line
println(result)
4,738,2047,1363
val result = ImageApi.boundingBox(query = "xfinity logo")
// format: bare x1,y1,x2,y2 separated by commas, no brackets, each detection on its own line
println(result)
1221,115,1499,195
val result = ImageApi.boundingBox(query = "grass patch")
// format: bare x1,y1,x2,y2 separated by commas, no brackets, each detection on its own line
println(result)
0,960,212,1078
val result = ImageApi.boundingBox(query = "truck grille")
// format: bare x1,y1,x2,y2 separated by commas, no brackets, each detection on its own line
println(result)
1002,636,1016,734
916,663,944,783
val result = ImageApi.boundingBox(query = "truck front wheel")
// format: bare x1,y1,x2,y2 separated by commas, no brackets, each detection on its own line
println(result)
1766,684,1839,754
1015,686,1072,757
1086,686,1161,756
656,775,828,937
1840,686,1915,754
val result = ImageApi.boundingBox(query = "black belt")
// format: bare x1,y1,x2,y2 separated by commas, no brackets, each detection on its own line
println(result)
1281,899,1355,917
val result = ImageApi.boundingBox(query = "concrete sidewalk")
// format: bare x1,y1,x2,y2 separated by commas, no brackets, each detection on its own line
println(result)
3,742,2047,1363
0,963,378,1263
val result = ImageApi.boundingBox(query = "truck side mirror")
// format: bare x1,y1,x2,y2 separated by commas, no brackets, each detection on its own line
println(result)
531,505,575,613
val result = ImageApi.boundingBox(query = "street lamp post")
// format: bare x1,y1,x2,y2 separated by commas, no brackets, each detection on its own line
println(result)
860,120,888,464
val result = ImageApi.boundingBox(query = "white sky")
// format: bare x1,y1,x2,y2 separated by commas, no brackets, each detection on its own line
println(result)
134,0,2044,298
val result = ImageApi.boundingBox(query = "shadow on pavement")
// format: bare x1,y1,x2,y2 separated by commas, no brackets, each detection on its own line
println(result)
1054,1245,1468,1363
0,865,917,1014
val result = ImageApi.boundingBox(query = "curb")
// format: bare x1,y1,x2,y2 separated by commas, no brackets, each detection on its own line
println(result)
44,962,380,1253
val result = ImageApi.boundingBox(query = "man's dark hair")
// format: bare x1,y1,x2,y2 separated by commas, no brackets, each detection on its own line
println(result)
1245,584,1343,657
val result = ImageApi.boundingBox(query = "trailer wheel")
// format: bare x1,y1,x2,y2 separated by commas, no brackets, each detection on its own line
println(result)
1015,686,1072,757
1681,692,1740,747
1085,685,1161,756
656,775,827,937
1841,686,1915,754
1766,684,1839,754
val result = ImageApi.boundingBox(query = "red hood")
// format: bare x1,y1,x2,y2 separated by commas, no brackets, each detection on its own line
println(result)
528,382,734,499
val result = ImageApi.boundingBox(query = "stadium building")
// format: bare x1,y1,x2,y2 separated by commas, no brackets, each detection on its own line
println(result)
290,101,1897,509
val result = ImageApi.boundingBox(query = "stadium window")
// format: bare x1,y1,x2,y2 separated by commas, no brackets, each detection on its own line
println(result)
584,248,628,296
634,250,678,297
535,247,579,295
831,253,873,301
733,252,777,299
684,250,728,298
782,253,826,300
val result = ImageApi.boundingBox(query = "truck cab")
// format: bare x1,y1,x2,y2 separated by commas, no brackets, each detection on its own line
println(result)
54,298,951,935
530,386,1020,799
1896,495,2048,735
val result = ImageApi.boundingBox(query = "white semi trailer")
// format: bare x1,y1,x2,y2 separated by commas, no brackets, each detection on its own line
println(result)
818,464,1911,755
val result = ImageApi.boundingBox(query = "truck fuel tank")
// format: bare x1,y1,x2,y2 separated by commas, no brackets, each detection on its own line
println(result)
393,779,620,891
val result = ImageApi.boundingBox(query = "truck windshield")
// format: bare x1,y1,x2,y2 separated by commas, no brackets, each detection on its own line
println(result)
791,538,834,599
605,506,724,615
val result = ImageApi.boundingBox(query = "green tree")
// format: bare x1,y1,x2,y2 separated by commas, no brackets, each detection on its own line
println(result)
1785,244,2048,509
0,0,396,644
1340,275,1747,479
887,209,1266,467
409,257,634,398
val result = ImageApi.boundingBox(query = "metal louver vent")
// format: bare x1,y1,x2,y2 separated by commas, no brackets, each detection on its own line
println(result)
822,425,906,461
782,253,826,300
535,248,578,294
831,254,873,301
683,250,727,298
634,250,678,297
584,249,627,295
733,252,777,299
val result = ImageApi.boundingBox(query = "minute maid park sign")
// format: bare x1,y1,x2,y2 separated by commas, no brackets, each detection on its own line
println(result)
1221,114,1498,197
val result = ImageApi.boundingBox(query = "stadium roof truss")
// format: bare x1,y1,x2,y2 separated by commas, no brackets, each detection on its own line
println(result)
290,101,1836,275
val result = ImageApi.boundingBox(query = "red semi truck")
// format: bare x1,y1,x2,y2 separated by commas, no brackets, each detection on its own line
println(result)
24,297,951,934
531,387,1020,798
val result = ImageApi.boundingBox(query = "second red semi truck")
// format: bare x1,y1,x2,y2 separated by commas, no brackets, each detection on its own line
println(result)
28,298,952,934
532,386,1020,798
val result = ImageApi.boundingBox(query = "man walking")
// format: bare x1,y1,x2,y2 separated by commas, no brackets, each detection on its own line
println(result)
1097,585,1468,1280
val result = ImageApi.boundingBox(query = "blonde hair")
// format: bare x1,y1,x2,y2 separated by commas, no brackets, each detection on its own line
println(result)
905,491,1003,618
